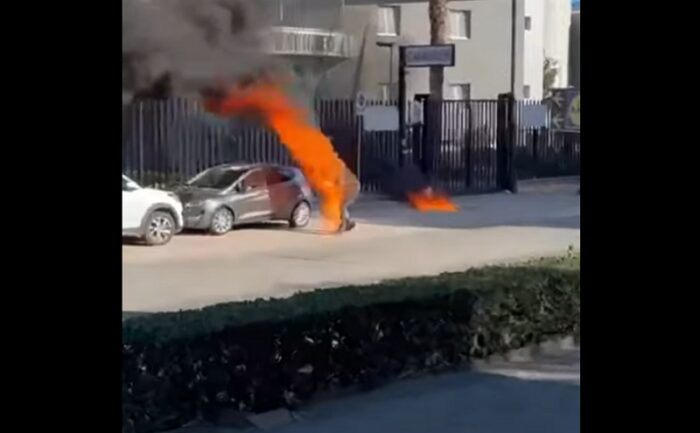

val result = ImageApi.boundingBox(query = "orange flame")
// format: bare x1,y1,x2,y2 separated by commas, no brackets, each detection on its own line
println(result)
406,188,458,212
204,82,353,231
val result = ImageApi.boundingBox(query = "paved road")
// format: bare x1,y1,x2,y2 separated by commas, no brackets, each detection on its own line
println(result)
123,179,580,312
267,345,580,433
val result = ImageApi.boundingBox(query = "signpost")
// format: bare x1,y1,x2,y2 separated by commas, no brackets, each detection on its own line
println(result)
398,44,455,166
548,88,580,132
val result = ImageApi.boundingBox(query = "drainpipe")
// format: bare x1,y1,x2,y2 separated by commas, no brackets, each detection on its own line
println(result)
510,0,516,94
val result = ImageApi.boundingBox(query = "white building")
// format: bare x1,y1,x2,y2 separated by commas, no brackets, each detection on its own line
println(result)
318,0,573,101
543,0,572,89
523,0,545,99
522,0,571,99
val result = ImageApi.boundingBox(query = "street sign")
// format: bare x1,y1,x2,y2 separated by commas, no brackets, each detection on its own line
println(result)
355,92,369,115
548,88,580,132
402,44,455,67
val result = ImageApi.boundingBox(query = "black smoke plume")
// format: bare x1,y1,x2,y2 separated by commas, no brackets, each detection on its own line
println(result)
122,0,281,102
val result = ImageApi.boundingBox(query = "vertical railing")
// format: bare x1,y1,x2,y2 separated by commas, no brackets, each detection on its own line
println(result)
123,97,578,193
513,99,581,179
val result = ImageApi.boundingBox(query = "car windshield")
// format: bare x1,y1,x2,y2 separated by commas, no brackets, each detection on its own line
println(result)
188,168,247,189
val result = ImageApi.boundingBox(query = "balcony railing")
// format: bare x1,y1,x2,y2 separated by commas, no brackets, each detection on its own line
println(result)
262,26,354,58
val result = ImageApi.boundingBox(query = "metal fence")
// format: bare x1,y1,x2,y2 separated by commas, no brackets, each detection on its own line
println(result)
122,96,578,193
513,100,581,179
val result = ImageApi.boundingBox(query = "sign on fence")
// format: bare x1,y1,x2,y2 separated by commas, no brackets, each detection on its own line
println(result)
362,105,399,131
548,88,580,132
354,92,369,115
521,104,548,128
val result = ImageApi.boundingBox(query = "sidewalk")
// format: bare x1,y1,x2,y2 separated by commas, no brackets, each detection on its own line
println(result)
310,176,581,207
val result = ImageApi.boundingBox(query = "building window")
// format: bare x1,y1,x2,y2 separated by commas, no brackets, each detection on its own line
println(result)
449,10,471,39
447,84,471,100
524,16,532,31
523,85,531,99
379,83,397,101
377,6,400,36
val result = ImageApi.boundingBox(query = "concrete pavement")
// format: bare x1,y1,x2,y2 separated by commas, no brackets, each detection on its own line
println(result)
123,179,580,312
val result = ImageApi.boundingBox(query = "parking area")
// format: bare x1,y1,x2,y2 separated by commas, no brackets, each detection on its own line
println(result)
123,180,580,313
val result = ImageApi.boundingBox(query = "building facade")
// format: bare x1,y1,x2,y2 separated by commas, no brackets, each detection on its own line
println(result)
125,0,573,102
523,0,545,99
542,0,572,89
319,0,525,100
314,0,571,101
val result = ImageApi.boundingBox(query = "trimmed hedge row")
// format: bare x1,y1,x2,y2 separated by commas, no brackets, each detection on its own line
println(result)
123,256,580,433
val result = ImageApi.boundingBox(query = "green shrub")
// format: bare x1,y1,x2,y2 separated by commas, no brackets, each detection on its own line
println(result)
123,256,579,433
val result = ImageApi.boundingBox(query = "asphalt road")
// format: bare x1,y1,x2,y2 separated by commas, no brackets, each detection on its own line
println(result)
267,345,580,433
123,179,580,312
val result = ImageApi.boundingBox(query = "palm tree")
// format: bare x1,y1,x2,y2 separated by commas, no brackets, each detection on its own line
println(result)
428,0,448,100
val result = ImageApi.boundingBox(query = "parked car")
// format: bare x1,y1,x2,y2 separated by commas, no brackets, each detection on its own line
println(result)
176,163,313,235
122,175,184,245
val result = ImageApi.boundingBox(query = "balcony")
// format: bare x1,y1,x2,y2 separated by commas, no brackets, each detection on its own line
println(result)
262,26,354,59
263,0,343,29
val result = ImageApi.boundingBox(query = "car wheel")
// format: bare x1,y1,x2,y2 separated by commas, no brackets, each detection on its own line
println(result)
143,211,176,246
289,201,311,228
210,207,234,235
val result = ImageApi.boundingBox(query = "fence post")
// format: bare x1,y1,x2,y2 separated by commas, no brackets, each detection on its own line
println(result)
423,98,438,177
137,101,144,183
497,93,517,192
464,102,472,189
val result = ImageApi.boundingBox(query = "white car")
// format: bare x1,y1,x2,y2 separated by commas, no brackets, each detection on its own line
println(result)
122,175,184,245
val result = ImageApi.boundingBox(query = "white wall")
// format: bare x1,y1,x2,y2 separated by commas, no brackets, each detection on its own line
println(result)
388,0,519,100
523,0,545,100
543,0,571,89
323,0,524,100
445,0,522,100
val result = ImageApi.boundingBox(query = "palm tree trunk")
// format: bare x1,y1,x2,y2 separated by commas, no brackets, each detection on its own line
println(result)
428,0,448,100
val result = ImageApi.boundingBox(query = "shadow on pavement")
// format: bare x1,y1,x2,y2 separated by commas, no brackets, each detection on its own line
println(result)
162,345,579,433
243,370,579,433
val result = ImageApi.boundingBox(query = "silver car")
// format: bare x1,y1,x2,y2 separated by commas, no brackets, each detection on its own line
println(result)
176,163,313,235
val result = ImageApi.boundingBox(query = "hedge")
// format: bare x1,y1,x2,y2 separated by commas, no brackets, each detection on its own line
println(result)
123,254,580,433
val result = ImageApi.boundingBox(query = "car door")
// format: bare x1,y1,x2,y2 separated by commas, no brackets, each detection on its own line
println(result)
122,176,150,231
265,167,298,218
234,168,272,222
